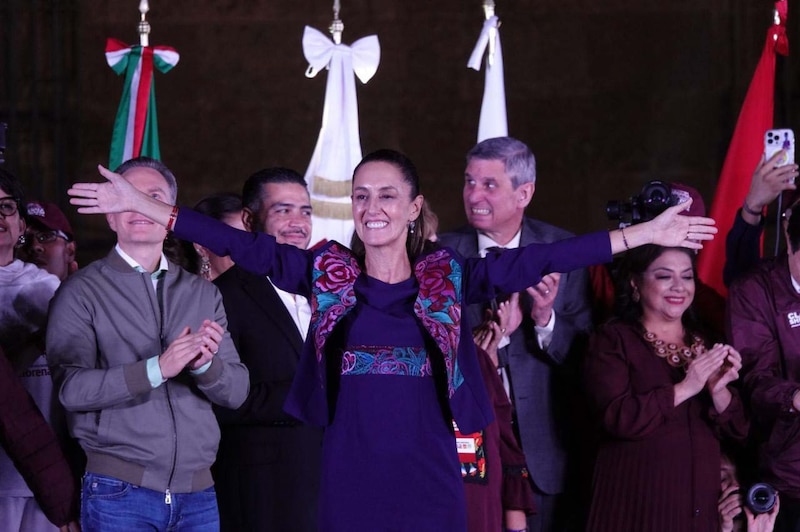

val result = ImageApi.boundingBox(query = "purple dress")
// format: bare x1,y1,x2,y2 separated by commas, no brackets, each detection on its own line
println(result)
172,208,613,531
321,274,465,530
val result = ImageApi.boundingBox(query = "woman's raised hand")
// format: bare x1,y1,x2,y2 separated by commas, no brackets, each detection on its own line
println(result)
647,199,717,250
69,165,143,214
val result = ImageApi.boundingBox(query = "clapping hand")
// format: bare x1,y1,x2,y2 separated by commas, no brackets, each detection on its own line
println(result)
473,293,521,367
525,273,559,327
706,345,742,394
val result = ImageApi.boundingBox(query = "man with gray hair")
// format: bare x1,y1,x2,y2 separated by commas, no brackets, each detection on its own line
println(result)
47,156,249,531
439,136,592,532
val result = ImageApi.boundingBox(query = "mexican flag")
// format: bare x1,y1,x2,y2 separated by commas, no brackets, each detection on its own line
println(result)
105,38,179,170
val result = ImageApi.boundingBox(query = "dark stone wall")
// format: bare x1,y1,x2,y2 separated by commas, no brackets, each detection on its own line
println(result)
1,1,795,261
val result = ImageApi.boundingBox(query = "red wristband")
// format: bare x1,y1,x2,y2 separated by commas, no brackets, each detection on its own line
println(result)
166,205,179,232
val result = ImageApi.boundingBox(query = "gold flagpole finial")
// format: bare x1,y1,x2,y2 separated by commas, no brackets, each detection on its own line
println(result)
330,0,344,45
138,0,151,47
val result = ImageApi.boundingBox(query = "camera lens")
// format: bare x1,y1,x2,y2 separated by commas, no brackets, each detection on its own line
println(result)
746,483,777,514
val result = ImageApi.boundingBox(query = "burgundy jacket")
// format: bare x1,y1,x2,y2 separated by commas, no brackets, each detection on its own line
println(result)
728,257,800,499
0,346,78,526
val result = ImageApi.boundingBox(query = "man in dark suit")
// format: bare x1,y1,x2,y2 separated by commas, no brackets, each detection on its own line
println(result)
213,167,322,532
439,137,592,532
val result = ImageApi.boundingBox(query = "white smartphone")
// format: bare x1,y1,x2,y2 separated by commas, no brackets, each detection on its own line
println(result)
764,128,795,167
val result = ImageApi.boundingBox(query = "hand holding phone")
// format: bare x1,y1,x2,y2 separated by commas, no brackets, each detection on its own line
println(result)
764,129,795,168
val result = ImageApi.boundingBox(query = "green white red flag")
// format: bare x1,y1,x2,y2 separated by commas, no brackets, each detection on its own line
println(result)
105,38,179,170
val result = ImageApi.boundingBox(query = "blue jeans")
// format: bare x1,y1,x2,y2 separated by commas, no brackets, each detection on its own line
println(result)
81,473,219,531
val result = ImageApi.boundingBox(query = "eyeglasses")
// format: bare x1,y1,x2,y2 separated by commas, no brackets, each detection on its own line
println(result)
0,197,19,217
23,229,71,245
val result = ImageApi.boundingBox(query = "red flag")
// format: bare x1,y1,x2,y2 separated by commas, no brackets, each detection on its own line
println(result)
697,1,789,297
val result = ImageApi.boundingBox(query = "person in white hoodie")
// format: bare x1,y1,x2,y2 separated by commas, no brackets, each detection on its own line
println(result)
0,167,78,532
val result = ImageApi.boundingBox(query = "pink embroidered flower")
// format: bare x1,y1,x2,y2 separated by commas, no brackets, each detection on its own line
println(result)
341,351,357,374
315,254,359,293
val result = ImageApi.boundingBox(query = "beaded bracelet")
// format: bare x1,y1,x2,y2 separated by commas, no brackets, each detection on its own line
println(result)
620,226,630,250
166,205,179,232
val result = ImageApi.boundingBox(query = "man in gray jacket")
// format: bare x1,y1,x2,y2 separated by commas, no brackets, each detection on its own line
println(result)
47,157,249,531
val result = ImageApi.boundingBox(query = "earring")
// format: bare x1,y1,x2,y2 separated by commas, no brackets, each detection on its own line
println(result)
16,235,26,247
408,220,416,234
632,287,640,303
199,255,211,280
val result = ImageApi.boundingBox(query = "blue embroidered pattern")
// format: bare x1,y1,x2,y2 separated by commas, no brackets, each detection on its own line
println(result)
341,346,431,377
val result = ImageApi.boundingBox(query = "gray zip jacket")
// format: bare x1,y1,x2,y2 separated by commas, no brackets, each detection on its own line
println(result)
47,250,249,494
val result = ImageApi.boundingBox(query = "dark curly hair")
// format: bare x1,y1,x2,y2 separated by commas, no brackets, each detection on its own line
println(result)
614,245,703,334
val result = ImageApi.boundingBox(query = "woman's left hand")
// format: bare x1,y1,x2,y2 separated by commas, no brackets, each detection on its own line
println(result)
706,344,742,394
647,199,717,249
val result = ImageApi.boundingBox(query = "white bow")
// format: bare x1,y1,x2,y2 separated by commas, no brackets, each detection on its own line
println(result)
302,26,380,83
468,15,500,70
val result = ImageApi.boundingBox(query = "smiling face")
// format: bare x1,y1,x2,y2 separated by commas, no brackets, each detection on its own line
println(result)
0,188,24,266
635,249,696,326
17,222,76,281
352,161,422,253
248,182,312,250
106,167,172,251
463,158,533,245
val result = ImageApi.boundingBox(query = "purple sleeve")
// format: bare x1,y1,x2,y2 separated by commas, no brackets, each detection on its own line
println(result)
173,207,313,295
462,230,612,305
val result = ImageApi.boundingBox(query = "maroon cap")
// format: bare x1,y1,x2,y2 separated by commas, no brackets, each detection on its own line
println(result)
25,201,74,240
670,183,706,217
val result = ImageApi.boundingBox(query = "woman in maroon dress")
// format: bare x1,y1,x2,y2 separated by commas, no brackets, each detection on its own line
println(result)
584,245,748,532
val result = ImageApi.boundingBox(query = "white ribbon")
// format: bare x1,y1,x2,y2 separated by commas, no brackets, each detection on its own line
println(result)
467,15,508,142
301,25,381,246
468,16,500,71
302,26,380,83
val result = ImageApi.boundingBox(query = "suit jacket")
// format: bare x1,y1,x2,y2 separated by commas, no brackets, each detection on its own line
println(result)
439,217,592,495
213,265,323,532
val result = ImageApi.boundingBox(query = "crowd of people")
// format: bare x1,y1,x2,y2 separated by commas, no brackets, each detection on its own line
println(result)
0,135,797,531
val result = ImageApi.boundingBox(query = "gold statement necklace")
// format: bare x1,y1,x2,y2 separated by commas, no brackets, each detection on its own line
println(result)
643,330,706,368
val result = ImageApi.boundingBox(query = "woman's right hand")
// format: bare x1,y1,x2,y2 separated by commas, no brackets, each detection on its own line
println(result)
68,165,141,214
674,343,727,406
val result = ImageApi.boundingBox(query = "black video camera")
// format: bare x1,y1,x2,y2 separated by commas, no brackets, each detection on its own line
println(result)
745,483,777,514
606,180,678,225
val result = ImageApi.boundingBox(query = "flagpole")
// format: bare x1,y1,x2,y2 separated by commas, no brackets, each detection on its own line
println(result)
138,0,150,47
330,0,343,45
